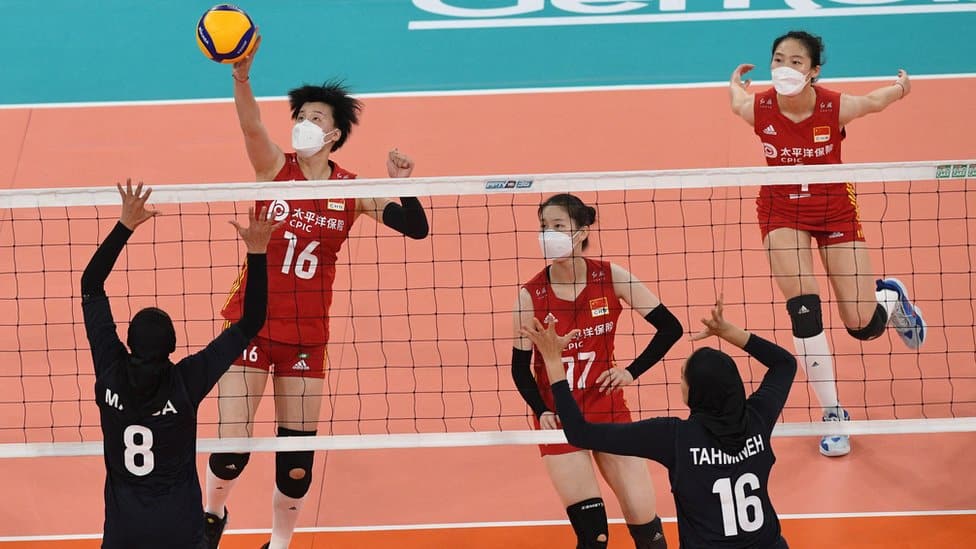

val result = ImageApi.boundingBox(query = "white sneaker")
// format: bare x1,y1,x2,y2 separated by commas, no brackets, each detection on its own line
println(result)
819,407,851,457
876,278,926,349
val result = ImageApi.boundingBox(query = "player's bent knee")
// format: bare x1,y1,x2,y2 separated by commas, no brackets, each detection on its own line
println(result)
847,303,887,341
209,452,250,480
566,498,609,549
628,516,667,549
275,427,316,499
786,294,823,338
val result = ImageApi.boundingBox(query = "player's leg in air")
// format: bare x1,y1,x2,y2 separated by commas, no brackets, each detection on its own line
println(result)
766,227,854,456
821,239,926,349
203,358,269,548
594,452,667,548
259,370,326,549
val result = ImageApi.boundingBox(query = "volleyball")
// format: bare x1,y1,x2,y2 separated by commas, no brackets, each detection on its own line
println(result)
196,4,256,64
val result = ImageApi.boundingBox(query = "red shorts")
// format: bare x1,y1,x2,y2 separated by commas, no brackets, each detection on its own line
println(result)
534,390,632,457
757,182,865,247
233,335,327,378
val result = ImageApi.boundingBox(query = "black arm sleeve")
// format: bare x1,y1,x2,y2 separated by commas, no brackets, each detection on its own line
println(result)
553,380,678,468
80,222,132,301
181,253,267,405
236,253,268,339
80,222,133,375
511,348,550,418
181,327,250,406
382,197,429,239
625,304,684,380
744,334,798,431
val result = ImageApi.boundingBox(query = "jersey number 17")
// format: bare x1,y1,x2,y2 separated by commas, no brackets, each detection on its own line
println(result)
562,351,596,390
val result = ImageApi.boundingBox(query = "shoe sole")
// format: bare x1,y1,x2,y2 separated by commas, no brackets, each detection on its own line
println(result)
879,277,926,349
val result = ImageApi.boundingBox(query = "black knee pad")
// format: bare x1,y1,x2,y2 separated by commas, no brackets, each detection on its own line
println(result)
275,427,316,499
209,452,250,481
628,516,667,549
566,498,608,549
847,303,887,341
786,294,824,338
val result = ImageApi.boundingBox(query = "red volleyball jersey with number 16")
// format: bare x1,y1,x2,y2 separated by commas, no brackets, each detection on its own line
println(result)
221,153,357,345
524,258,630,422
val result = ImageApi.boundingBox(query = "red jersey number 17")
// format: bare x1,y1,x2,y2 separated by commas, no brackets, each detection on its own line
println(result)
562,351,596,390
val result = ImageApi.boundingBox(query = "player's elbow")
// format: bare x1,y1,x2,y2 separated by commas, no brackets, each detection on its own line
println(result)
664,321,684,345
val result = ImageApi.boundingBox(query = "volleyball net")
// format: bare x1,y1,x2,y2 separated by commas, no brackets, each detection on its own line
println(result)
1,160,974,457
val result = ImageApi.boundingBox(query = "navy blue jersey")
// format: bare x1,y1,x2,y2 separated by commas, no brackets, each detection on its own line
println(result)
84,294,249,548
554,335,796,549
80,222,267,549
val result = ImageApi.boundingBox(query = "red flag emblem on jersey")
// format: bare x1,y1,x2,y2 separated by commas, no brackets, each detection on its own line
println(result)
813,126,831,143
589,297,609,317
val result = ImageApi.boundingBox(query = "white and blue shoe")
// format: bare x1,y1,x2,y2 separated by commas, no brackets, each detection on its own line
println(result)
876,278,926,350
819,407,851,457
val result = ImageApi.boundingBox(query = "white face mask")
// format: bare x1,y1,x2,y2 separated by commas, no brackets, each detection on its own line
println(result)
291,120,336,157
771,66,809,97
538,230,579,260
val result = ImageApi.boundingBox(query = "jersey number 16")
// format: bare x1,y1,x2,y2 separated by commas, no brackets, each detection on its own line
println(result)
281,231,319,280
712,473,765,536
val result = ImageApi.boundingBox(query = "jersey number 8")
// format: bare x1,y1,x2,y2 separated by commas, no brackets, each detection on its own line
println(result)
123,424,155,476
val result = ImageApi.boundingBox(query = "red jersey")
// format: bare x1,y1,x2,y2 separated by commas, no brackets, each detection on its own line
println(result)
753,85,843,167
221,154,357,345
753,86,863,243
523,258,628,418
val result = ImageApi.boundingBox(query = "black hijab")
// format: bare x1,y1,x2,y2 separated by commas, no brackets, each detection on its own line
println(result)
118,307,177,418
685,347,749,455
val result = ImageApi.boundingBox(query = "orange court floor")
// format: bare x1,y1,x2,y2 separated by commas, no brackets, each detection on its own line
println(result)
1,78,974,547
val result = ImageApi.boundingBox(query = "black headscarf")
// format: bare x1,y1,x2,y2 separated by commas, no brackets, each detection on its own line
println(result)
118,307,177,418
127,307,176,360
685,347,749,455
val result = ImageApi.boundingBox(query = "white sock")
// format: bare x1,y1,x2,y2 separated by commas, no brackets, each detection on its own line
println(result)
876,287,900,324
205,466,237,518
270,486,305,549
792,332,840,411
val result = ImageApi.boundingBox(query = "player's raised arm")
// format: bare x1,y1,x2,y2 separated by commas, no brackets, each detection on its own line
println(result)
357,149,429,239
181,206,279,404
521,316,679,465
81,179,158,375
729,63,756,126
231,34,285,179
691,297,797,430
839,69,910,126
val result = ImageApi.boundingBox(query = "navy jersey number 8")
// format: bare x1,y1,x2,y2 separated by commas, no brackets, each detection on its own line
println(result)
123,424,155,476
